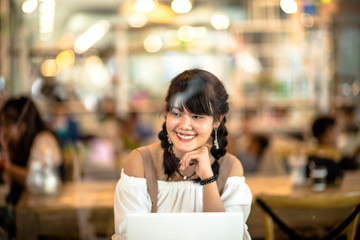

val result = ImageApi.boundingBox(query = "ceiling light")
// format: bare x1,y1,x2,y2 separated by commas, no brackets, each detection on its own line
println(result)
177,26,196,42
143,35,162,53
280,0,298,14
210,14,230,30
128,13,148,28
56,49,75,70
39,0,56,41
74,20,110,54
171,0,192,14
22,0,38,13
41,59,58,77
135,0,155,13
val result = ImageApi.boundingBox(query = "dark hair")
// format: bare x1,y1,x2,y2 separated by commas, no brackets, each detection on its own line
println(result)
311,116,336,140
0,96,50,167
158,69,229,179
253,134,270,157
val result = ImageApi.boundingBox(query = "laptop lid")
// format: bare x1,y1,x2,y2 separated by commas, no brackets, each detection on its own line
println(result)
126,212,243,240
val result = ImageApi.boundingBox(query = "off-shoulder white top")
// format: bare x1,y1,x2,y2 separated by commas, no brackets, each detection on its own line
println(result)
112,169,252,240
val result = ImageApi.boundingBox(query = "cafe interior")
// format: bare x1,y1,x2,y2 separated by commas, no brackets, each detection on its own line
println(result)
1,0,360,239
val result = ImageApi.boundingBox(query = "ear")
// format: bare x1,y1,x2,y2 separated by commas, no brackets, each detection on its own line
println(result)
213,115,224,128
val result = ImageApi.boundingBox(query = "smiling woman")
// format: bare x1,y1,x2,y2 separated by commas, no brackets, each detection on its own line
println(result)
112,69,252,240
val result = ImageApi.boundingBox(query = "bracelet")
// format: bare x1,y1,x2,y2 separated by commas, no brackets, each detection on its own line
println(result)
200,175,217,185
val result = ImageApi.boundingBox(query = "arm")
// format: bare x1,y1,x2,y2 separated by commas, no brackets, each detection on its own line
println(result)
5,162,28,186
222,155,252,240
202,179,225,212
203,155,244,212
113,149,150,236
180,146,236,212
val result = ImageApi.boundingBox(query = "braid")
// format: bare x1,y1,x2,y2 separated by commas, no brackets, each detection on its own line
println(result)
158,122,177,179
210,117,228,176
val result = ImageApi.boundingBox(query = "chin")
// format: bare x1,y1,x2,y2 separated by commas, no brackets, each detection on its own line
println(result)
174,142,202,153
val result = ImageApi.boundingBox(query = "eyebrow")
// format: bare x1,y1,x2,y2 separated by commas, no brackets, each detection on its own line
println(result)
170,106,182,111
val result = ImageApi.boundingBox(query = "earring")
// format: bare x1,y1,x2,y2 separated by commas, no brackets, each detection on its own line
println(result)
167,135,173,145
214,128,219,149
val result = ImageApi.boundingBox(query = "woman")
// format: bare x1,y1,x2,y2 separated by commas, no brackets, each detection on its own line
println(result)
0,96,62,207
112,69,252,239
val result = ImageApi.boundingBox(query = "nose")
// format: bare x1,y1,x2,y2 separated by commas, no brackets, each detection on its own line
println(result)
179,115,192,130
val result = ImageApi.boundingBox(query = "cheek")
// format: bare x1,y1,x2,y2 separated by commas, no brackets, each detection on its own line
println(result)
195,121,213,135
8,126,20,140
166,117,178,131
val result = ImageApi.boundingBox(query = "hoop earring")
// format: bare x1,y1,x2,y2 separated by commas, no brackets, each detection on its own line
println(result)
213,128,219,149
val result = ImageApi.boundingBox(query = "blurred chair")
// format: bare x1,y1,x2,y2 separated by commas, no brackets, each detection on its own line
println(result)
256,193,360,240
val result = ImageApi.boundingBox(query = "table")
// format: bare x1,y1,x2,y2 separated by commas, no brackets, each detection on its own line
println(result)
15,170,360,240
16,181,116,240
245,169,360,239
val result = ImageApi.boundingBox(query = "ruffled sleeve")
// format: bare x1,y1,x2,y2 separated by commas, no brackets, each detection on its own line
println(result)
112,170,152,239
221,177,252,240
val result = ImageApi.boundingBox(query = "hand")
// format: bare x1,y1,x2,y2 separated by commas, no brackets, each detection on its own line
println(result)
179,145,214,180
0,151,11,185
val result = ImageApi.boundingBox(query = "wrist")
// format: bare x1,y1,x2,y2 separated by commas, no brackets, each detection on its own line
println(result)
200,175,217,185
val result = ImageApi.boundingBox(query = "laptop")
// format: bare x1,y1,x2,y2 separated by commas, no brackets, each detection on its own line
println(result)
126,212,243,240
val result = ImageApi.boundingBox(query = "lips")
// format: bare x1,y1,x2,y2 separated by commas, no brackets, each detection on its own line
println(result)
176,132,196,140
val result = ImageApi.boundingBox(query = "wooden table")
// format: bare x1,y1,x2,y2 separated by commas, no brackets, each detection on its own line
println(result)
245,169,360,239
15,170,360,240
16,181,116,240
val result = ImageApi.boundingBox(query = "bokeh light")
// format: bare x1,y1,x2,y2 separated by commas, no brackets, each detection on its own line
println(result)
41,59,58,77
143,35,163,53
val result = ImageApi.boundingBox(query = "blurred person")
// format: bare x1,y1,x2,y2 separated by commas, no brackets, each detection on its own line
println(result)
335,105,360,166
0,96,63,238
112,69,252,240
336,105,359,134
236,133,270,173
119,111,154,151
50,97,79,148
307,115,358,182
97,97,117,120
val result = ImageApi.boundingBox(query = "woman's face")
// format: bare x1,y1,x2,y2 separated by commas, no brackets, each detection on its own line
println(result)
166,105,219,155
0,114,23,149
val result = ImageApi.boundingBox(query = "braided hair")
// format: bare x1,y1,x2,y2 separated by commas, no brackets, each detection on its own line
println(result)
158,69,229,179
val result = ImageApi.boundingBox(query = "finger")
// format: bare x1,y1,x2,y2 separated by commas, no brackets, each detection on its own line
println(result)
180,153,195,170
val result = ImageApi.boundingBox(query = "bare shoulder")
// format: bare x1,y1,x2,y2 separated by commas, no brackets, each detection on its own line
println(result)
35,131,57,142
33,131,60,151
123,148,145,178
123,143,163,179
222,153,244,177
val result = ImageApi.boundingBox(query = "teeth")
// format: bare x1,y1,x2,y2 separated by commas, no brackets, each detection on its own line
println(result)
177,133,195,140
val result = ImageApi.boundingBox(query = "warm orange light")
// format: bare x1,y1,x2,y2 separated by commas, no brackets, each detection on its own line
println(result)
145,3,175,23
56,49,75,70
41,59,58,77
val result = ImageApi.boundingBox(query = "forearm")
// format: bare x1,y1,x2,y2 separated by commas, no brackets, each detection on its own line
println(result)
6,163,28,186
202,181,225,212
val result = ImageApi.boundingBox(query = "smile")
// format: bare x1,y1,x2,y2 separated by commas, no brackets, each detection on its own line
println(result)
176,132,196,140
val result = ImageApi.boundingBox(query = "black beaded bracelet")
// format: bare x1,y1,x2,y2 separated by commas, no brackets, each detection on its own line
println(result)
200,175,217,185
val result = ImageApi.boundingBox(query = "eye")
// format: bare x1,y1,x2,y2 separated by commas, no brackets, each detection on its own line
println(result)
192,115,204,120
170,109,181,117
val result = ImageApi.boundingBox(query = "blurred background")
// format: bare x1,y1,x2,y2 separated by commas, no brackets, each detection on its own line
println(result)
0,0,360,239
1,0,360,175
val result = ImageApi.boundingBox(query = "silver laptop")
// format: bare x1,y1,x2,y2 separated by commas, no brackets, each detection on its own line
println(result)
126,212,243,240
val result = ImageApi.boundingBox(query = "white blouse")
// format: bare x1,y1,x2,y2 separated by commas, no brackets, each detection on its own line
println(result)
112,169,252,240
